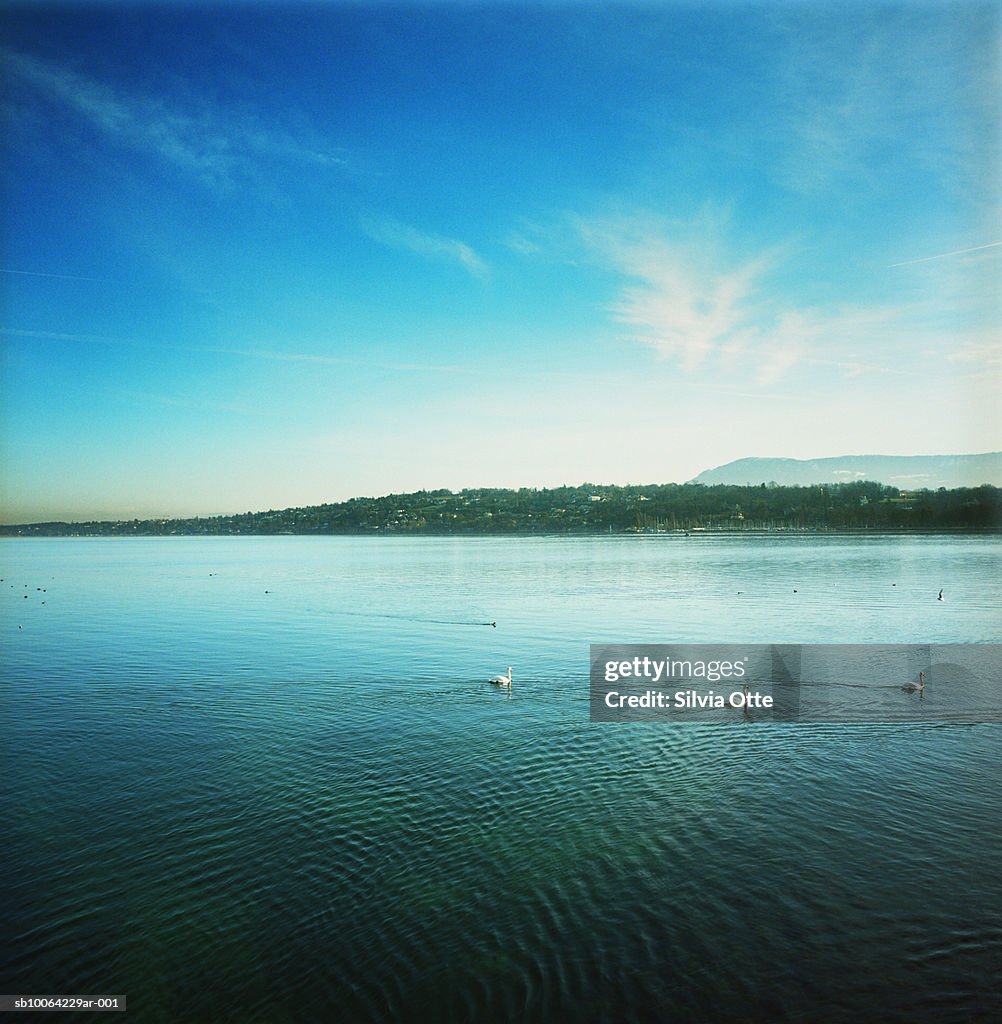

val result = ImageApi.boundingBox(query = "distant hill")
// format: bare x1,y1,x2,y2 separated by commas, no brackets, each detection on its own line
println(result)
691,453,1002,489
4,480,999,535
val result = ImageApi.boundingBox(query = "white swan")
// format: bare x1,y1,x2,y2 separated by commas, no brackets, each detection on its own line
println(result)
901,671,925,693
490,666,512,688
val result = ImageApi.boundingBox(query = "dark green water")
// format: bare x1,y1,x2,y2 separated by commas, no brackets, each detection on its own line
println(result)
2,536,1001,1022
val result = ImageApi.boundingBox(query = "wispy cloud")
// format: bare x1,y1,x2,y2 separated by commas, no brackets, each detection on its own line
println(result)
1,328,626,384
768,9,1000,202
361,216,488,279
0,328,475,375
1,327,116,345
569,211,976,386
201,344,479,376
3,47,348,189
945,331,1002,380
576,213,793,376
112,388,257,417
503,231,542,256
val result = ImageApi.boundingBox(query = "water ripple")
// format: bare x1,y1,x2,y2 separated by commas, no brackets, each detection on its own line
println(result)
2,536,1001,1021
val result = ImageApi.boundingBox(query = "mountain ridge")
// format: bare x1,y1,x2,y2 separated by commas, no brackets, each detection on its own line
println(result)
690,453,1002,489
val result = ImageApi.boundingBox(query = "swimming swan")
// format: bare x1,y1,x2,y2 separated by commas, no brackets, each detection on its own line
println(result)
901,671,926,693
490,667,512,688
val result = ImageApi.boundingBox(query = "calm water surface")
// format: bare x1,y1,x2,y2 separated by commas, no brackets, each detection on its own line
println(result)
2,535,1001,1022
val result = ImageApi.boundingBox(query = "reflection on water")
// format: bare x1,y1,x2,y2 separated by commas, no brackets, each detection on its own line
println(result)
2,536,1001,1022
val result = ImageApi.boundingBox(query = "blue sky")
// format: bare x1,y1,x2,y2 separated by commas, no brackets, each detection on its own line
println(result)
1,1,1000,522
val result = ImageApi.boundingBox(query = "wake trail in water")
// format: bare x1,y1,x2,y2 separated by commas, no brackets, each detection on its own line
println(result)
306,607,497,628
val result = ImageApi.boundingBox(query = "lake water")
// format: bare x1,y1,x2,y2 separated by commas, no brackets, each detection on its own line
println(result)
2,535,1001,1022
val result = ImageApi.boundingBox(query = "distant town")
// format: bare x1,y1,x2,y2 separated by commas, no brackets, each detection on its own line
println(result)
3,481,999,536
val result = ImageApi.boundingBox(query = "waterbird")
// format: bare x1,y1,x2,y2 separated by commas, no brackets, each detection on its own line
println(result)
938,589,945,602
490,667,512,688
902,671,926,693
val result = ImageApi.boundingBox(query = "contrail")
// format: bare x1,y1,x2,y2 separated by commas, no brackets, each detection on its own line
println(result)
888,241,1002,268
0,328,111,344
1,268,106,282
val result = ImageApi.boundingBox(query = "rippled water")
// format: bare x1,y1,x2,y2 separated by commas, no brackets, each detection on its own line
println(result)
2,535,1001,1022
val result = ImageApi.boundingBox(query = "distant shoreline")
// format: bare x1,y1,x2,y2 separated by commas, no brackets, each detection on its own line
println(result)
2,527,1000,539
3,481,999,536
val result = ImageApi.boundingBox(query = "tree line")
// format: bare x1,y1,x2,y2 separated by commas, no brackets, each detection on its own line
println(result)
3,481,999,536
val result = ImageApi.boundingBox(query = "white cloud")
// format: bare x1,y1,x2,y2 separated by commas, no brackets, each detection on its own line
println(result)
608,250,763,369
3,47,348,189
576,213,793,376
362,216,488,279
503,231,542,256
946,334,1002,376
571,211,991,387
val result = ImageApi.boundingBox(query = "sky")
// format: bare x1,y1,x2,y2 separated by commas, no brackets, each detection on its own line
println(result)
1,0,1000,522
